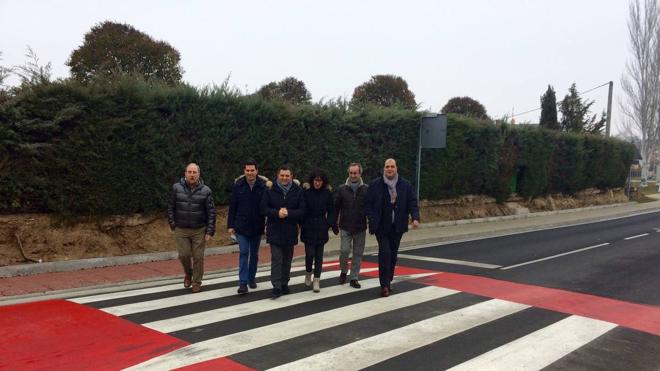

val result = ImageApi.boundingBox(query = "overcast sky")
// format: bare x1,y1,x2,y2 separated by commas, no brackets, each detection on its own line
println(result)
1,0,630,128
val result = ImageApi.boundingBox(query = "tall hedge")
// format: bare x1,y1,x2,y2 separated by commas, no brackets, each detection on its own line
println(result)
0,78,635,216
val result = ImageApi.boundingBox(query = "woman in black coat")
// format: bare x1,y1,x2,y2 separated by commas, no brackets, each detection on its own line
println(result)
301,168,335,292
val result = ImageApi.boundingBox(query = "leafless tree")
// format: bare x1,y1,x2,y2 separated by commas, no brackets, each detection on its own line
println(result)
620,0,660,173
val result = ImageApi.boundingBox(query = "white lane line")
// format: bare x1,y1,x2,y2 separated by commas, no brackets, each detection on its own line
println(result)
125,284,455,371
397,209,660,253
624,233,649,240
500,243,610,270
70,262,339,304
267,299,529,371
447,315,616,371
144,269,399,333
103,265,352,316
397,253,501,269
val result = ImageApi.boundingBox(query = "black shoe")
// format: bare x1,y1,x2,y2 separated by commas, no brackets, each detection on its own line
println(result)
271,288,281,298
339,272,347,284
350,279,361,289
237,284,248,295
248,280,257,289
380,287,390,297
281,285,290,295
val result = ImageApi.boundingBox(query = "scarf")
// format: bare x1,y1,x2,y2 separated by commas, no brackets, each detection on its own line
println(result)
383,174,398,223
383,174,398,203
277,180,292,195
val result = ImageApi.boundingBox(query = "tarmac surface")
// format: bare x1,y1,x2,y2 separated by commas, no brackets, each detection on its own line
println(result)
2,195,660,304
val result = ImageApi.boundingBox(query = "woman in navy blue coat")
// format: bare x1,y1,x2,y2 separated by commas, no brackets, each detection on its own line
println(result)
301,168,335,292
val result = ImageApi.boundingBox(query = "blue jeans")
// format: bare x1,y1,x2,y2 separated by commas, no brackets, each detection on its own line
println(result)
237,233,261,284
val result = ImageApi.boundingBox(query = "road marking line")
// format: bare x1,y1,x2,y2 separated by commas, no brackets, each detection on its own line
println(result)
70,262,339,304
145,272,417,333
500,243,610,270
102,266,365,316
624,233,649,240
447,315,616,371
267,300,529,371
126,285,456,370
397,209,660,253
419,272,660,336
397,253,501,269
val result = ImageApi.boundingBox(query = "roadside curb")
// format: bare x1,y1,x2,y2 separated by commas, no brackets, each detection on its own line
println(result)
2,201,659,279
0,245,239,278
418,202,635,228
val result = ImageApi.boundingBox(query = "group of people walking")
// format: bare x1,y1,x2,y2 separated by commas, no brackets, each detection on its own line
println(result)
167,158,420,298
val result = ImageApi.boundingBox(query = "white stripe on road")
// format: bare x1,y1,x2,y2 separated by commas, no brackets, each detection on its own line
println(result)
70,262,338,304
500,243,610,270
624,233,649,240
144,269,392,333
103,265,351,316
125,285,456,371
447,315,616,371
397,253,501,269
267,299,528,371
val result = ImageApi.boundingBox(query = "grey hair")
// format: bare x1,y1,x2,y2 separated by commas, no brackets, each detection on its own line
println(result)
347,162,363,174
186,163,201,173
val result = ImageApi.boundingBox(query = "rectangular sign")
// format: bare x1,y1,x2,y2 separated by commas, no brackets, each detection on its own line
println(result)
421,114,447,149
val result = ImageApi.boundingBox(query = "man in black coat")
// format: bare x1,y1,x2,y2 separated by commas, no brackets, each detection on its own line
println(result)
228,159,268,295
365,158,420,297
167,163,216,293
333,162,368,288
260,165,306,298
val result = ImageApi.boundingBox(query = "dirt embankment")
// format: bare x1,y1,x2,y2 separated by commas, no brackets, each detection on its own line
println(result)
0,189,629,266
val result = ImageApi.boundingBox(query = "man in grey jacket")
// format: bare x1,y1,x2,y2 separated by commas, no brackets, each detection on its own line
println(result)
167,163,216,293
333,162,368,288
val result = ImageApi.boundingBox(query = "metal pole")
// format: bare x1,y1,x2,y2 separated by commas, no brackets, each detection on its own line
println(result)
416,118,422,201
606,81,613,136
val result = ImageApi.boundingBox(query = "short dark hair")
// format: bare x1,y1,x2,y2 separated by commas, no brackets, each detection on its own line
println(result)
277,164,293,175
244,159,257,169
307,168,329,187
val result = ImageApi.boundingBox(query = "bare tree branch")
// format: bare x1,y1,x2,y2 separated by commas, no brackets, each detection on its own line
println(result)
619,0,660,169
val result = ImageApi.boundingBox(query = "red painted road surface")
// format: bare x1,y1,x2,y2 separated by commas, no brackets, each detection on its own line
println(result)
0,245,306,297
0,300,188,370
2,261,659,369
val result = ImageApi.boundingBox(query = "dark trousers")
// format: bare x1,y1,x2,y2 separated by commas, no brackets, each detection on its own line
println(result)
376,231,404,288
304,243,325,277
270,244,294,289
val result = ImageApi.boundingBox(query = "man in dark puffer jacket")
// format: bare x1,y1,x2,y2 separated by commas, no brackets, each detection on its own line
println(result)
167,163,216,293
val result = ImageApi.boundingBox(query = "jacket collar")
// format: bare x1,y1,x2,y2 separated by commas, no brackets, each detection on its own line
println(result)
344,177,365,186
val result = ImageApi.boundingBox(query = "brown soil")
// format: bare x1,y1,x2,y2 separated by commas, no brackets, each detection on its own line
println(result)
0,189,629,266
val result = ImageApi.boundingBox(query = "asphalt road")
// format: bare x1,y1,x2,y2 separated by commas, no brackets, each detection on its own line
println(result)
387,211,660,305
1,212,659,370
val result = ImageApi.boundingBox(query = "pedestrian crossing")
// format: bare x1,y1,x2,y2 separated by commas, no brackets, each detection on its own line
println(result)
65,262,660,371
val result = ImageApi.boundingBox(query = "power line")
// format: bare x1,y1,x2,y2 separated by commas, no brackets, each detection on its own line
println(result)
509,82,611,119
